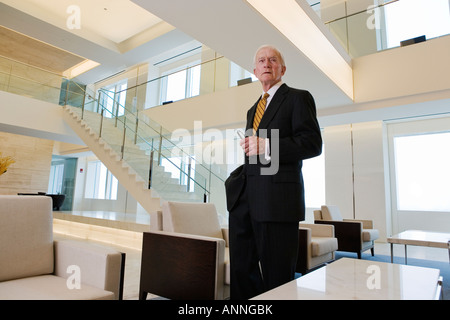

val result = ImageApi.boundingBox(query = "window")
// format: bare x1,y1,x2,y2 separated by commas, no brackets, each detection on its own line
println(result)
303,148,325,208
85,160,118,200
229,62,257,87
166,69,187,102
161,63,201,104
48,163,64,194
393,132,450,212
99,81,127,118
384,0,450,48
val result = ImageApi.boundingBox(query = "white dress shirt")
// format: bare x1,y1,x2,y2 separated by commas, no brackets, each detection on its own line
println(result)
261,82,283,161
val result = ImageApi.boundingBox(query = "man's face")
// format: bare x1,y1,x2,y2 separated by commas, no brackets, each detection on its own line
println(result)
253,47,286,90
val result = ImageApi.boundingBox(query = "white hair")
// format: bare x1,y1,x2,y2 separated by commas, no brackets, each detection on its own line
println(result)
253,45,286,67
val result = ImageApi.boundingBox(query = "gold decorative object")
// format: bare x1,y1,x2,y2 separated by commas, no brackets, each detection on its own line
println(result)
0,152,15,176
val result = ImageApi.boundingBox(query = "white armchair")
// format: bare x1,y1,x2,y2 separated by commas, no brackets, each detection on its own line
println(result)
0,195,125,300
140,201,229,300
297,223,338,274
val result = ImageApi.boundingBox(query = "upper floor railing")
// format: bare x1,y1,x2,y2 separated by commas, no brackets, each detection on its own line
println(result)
311,0,450,58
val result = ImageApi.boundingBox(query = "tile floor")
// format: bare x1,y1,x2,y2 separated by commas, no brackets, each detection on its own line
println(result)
52,210,449,300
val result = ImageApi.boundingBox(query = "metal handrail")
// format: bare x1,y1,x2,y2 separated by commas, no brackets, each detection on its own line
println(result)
80,91,211,199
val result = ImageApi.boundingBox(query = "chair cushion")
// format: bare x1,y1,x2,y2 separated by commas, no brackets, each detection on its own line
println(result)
311,237,338,257
0,196,54,282
321,205,343,221
162,201,224,240
0,275,115,300
362,229,379,241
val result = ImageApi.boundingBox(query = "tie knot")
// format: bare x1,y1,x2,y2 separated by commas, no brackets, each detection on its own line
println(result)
263,93,270,100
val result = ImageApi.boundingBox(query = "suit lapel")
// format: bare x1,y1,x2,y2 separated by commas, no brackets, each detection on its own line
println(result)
257,84,288,131
247,84,289,133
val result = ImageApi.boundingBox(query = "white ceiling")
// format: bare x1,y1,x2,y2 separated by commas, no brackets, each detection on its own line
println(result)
1,0,164,45
0,1,195,84
131,0,354,109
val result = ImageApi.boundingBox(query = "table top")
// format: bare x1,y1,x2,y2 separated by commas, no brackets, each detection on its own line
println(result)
388,230,450,248
252,258,440,300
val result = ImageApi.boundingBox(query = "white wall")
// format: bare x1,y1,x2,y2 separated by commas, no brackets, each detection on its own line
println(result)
324,121,391,241
323,124,354,217
353,35,450,103
0,91,84,145
143,80,261,132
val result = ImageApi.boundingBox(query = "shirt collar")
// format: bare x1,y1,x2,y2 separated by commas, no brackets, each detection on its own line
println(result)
263,81,283,100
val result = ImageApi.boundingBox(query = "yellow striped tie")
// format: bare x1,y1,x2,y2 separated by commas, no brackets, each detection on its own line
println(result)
253,93,269,133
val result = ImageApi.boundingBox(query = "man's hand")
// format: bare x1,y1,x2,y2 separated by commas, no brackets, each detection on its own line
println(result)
240,136,266,156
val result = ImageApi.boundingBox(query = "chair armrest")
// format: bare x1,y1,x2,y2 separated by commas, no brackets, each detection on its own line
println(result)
150,210,163,231
301,223,335,237
297,227,312,274
344,219,374,229
54,240,125,300
315,220,362,236
140,230,226,300
221,227,229,247
315,220,363,252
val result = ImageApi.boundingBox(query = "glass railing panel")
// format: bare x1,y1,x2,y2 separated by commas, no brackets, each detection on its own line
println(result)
96,96,212,201
0,72,61,103
315,0,450,58
0,57,62,103
122,134,152,184
107,55,233,113
78,108,103,139
157,146,208,197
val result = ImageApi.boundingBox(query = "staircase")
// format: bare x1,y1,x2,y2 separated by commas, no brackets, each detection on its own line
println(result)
62,105,204,214
0,55,225,218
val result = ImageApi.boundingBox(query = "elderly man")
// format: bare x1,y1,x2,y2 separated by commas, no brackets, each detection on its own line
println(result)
225,45,322,299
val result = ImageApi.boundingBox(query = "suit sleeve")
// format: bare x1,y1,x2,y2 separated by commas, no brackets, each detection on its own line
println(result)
276,90,322,163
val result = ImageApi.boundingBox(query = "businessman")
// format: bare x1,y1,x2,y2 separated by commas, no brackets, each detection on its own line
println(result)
225,45,322,299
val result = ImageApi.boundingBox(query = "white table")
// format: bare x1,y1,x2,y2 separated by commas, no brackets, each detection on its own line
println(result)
252,258,442,300
387,230,450,264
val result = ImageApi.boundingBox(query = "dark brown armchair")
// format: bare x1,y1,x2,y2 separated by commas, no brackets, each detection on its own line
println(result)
314,205,379,259
139,201,229,300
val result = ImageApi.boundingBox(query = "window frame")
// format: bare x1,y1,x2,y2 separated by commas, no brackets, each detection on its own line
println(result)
84,160,118,200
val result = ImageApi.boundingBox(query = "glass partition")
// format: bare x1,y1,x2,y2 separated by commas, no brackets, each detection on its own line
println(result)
313,0,450,58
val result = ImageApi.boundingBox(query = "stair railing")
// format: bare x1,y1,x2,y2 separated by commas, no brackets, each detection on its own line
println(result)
63,75,228,203
0,54,229,206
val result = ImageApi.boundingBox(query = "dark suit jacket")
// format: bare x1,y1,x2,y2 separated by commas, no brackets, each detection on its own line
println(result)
225,83,322,222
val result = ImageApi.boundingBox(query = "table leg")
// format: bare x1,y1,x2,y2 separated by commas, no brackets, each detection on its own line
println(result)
390,243,393,263
404,244,408,265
